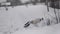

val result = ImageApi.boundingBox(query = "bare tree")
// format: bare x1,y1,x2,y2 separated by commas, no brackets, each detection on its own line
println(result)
45,0,60,24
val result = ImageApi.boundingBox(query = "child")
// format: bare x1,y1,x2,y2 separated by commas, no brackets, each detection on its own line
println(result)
24,18,44,28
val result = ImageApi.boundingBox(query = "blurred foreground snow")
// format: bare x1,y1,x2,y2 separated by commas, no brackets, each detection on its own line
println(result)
12,23,60,34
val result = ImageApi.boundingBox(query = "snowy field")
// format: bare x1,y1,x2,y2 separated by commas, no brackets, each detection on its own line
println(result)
0,4,60,34
13,23,60,34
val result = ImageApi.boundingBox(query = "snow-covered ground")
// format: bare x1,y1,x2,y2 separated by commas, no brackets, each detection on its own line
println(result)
13,23,60,34
0,4,60,34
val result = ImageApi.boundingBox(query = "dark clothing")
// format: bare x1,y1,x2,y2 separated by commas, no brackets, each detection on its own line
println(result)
24,22,30,28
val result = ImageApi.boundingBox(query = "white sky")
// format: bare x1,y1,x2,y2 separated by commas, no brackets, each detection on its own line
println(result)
0,0,7,3
20,0,30,3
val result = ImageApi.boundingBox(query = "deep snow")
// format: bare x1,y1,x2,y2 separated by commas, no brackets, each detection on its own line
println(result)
12,23,60,34
0,4,60,34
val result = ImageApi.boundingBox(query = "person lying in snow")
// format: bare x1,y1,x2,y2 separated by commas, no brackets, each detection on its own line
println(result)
24,18,44,28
